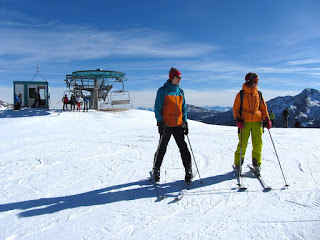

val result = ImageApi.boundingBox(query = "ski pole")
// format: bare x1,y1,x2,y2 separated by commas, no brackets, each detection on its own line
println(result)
153,134,164,169
268,129,289,187
186,134,203,184
238,129,243,183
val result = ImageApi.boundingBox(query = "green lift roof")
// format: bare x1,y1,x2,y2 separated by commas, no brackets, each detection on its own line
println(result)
72,69,126,79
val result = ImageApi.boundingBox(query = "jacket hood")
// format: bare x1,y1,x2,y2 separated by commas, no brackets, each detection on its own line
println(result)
164,80,179,90
242,83,258,94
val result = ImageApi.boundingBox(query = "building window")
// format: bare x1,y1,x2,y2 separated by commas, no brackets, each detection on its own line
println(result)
29,88,36,98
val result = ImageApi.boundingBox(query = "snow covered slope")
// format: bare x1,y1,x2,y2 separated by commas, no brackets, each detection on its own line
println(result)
0,109,320,240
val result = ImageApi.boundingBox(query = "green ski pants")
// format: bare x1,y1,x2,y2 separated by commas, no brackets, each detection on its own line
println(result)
234,122,263,166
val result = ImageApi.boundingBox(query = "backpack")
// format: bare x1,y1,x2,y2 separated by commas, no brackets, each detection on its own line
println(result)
239,90,263,117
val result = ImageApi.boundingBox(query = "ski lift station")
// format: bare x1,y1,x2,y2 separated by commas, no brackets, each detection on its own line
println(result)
64,69,131,110
13,67,50,108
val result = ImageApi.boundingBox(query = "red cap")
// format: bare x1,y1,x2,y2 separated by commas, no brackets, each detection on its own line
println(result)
169,68,181,80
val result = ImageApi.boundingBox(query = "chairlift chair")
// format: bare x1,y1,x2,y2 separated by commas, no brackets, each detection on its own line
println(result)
110,90,132,108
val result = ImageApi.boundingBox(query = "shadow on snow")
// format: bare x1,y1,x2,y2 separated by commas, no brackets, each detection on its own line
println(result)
0,172,235,218
0,108,61,118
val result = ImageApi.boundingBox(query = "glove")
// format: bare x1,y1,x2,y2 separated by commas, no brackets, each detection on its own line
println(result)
263,118,272,129
157,122,166,135
236,118,245,129
182,122,189,135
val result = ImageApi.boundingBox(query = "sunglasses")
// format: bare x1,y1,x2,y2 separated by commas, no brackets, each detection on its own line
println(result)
175,75,181,79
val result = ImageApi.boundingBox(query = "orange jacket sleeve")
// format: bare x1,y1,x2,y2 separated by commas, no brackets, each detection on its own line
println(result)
233,92,241,120
260,96,269,120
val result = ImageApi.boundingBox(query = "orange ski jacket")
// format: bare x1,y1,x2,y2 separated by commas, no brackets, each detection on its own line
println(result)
233,83,269,122
154,80,187,127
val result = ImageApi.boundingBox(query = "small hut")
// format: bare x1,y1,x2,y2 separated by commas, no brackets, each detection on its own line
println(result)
13,66,50,108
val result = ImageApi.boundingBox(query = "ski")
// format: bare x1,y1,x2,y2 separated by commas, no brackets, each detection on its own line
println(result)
149,171,165,200
247,164,272,191
174,182,191,201
233,165,247,191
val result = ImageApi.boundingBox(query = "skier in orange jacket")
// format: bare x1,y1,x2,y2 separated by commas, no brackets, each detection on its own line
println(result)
233,73,272,175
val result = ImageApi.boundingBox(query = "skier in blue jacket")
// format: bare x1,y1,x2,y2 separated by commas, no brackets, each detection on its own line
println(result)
14,93,20,110
153,67,192,183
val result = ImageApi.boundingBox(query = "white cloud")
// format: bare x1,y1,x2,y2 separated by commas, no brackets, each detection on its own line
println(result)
0,23,217,66
286,58,320,66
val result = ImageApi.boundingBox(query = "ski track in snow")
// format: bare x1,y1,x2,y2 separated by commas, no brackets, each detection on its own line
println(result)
0,109,320,240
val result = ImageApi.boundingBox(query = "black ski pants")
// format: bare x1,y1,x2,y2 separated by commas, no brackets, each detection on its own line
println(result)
283,117,289,128
154,126,192,173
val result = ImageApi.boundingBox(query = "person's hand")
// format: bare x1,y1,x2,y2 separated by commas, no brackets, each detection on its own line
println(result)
236,118,245,129
182,122,189,135
263,118,272,129
157,122,166,135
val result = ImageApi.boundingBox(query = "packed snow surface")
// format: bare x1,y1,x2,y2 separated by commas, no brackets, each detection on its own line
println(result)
0,108,320,240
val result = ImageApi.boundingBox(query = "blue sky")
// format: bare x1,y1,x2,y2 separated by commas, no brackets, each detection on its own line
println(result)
1,0,320,107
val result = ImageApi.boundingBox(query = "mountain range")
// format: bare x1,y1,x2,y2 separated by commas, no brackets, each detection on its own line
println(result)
0,100,13,110
188,88,320,128
2,88,319,128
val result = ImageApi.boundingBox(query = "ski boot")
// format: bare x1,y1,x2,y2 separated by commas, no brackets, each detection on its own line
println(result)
185,169,193,183
152,168,160,182
252,158,261,176
253,166,261,176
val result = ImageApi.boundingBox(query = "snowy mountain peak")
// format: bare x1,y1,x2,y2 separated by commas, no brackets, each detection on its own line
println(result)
0,100,13,110
299,88,320,99
266,88,320,127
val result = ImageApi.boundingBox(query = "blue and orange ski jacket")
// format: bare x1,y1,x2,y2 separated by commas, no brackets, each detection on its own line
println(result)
154,80,187,127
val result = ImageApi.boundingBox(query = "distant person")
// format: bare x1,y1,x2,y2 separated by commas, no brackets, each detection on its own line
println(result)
233,73,271,176
18,93,22,108
70,94,76,111
62,94,69,111
37,91,40,105
83,96,89,112
269,110,275,127
76,96,83,111
294,121,302,128
282,108,290,128
14,93,20,110
32,91,40,108
153,67,192,183
18,93,22,109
